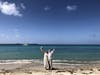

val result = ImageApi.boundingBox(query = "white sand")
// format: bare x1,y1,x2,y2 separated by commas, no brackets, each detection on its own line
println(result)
0,60,100,75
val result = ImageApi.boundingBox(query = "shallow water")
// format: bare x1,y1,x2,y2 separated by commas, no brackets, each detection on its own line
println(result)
0,44,100,62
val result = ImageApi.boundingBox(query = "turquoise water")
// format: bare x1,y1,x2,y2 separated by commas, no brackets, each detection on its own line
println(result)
0,44,100,61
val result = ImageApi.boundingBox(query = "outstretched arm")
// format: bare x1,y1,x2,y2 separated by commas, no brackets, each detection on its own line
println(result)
40,46,45,53
51,49,55,54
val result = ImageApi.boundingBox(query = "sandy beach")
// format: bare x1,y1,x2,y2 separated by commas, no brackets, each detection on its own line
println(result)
0,60,100,75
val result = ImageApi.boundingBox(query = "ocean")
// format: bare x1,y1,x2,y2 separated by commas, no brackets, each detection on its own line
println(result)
0,44,100,62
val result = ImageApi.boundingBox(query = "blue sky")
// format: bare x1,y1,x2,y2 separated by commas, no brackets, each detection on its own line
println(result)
0,0,100,44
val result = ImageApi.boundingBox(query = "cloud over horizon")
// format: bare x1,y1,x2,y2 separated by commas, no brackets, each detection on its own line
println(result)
66,5,77,11
0,1,25,17
44,6,51,11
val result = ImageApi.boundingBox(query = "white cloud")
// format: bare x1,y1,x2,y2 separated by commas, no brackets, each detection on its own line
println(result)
0,1,25,17
44,6,51,11
66,5,77,11
21,3,25,9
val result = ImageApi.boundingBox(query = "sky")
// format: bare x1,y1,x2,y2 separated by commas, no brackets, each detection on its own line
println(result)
0,0,100,44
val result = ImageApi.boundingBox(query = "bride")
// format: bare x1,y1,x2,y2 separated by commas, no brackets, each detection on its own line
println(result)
40,46,49,70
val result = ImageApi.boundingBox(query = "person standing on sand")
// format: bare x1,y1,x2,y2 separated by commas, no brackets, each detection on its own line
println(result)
40,46,55,70
40,46,49,70
48,48,55,70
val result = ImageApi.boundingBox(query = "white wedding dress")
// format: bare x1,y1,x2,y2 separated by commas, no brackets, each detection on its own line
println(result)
43,52,48,68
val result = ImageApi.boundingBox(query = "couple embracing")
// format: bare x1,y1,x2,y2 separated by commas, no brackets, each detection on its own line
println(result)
40,46,55,70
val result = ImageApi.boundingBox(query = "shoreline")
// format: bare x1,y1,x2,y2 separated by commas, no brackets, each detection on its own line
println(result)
0,59,100,64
